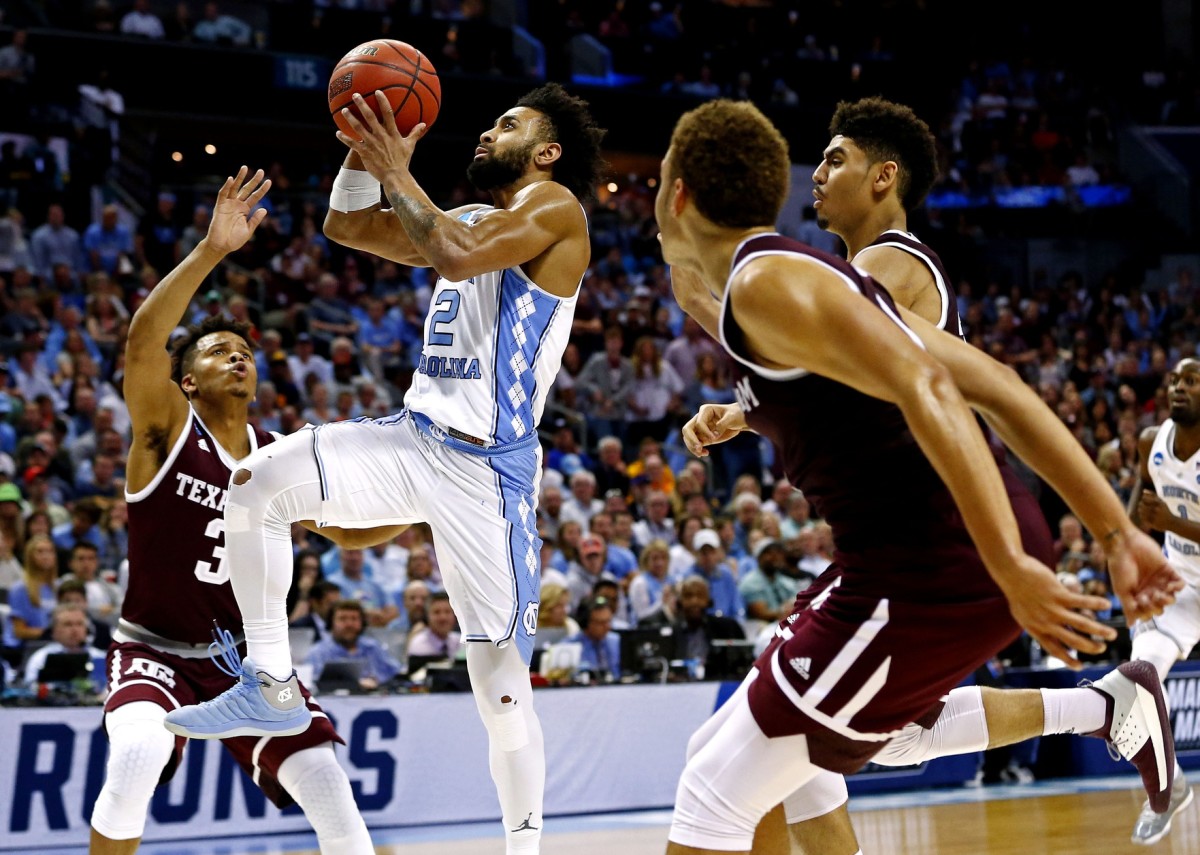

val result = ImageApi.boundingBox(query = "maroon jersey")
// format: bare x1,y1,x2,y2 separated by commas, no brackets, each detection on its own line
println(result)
121,407,274,645
720,233,1050,594
865,229,962,338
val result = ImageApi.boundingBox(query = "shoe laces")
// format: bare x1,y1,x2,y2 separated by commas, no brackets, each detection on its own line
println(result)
1077,675,1124,762
207,621,262,686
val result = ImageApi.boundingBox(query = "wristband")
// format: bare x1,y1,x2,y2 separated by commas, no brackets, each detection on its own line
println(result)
329,168,380,212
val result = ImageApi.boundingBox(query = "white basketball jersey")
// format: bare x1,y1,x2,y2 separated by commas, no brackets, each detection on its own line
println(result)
403,204,580,446
1147,420,1200,584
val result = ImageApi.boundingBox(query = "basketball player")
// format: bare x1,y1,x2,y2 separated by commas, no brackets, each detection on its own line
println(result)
746,96,1065,855
655,99,1182,855
165,84,606,855
93,168,398,854
1122,357,1200,844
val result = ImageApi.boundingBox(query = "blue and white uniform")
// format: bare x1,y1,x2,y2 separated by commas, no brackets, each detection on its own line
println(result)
308,195,581,663
1134,419,1200,655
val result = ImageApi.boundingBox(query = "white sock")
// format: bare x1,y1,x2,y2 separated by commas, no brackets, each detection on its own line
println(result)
1040,687,1106,736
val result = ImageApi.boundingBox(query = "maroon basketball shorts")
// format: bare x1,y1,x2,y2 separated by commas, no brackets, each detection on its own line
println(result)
748,565,1020,773
103,641,342,807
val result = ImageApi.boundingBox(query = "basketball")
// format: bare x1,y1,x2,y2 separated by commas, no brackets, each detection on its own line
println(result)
328,40,441,138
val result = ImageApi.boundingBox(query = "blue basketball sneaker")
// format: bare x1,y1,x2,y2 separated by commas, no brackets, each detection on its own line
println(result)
163,625,311,739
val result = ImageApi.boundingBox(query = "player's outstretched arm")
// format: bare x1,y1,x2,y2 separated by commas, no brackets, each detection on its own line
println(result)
125,168,270,480
337,91,586,295
732,255,1116,667
896,306,1184,622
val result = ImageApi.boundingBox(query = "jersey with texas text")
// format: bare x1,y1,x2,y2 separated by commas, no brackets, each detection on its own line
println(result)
121,406,274,645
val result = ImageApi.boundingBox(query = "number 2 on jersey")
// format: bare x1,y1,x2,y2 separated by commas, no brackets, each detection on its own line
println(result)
428,289,461,346
195,517,229,585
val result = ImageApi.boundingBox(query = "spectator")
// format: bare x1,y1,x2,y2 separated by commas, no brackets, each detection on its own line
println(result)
576,325,634,442
4,533,58,648
31,204,85,280
22,602,107,687
305,272,358,354
591,435,630,498
536,483,566,542
287,550,327,622
305,599,402,690
51,496,104,555
58,541,121,623
627,538,672,622
668,576,745,668
55,578,114,649
325,546,398,627
192,1,254,47
535,582,580,642
665,315,722,389
391,578,431,638
135,191,181,274
585,511,638,579
626,335,684,447
288,331,334,391
686,528,742,620
82,204,134,276
566,534,616,611
561,468,603,531
120,0,167,38
567,595,621,682
545,415,593,478
547,519,584,575
632,489,676,550
290,578,343,643
0,29,35,118
407,592,462,659
738,537,800,625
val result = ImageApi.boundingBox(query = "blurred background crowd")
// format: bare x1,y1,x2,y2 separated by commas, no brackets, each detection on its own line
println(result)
0,0,1197,705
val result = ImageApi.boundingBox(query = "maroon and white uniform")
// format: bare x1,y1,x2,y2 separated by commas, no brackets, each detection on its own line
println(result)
106,406,340,806
863,229,962,338
722,233,1052,773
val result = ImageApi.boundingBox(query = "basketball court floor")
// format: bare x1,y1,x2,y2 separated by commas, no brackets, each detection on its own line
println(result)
29,773,1200,854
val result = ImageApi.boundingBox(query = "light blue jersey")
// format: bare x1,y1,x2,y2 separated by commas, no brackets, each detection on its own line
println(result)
404,202,580,446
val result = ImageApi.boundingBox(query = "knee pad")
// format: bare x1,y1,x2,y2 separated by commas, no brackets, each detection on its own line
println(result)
278,745,370,848
467,643,535,752
92,703,175,840
781,769,848,824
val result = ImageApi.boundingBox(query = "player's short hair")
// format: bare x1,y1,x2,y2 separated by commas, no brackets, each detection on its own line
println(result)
669,100,790,228
828,97,939,212
516,82,607,202
169,315,257,388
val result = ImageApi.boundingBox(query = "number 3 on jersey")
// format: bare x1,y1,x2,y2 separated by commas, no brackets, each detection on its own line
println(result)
428,289,461,346
195,517,229,585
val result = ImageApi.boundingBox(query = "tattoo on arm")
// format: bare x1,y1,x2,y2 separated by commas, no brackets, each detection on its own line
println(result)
387,190,438,248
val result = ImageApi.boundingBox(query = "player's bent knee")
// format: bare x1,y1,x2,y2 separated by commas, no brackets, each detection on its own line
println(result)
781,769,848,823
92,706,175,839
670,762,758,850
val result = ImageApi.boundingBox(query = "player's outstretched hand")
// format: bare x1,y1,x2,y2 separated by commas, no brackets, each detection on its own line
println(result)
1000,556,1117,670
682,403,748,458
336,90,427,184
207,166,271,255
1105,526,1184,623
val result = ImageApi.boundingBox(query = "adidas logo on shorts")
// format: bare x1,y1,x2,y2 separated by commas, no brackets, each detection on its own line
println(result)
789,657,811,680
